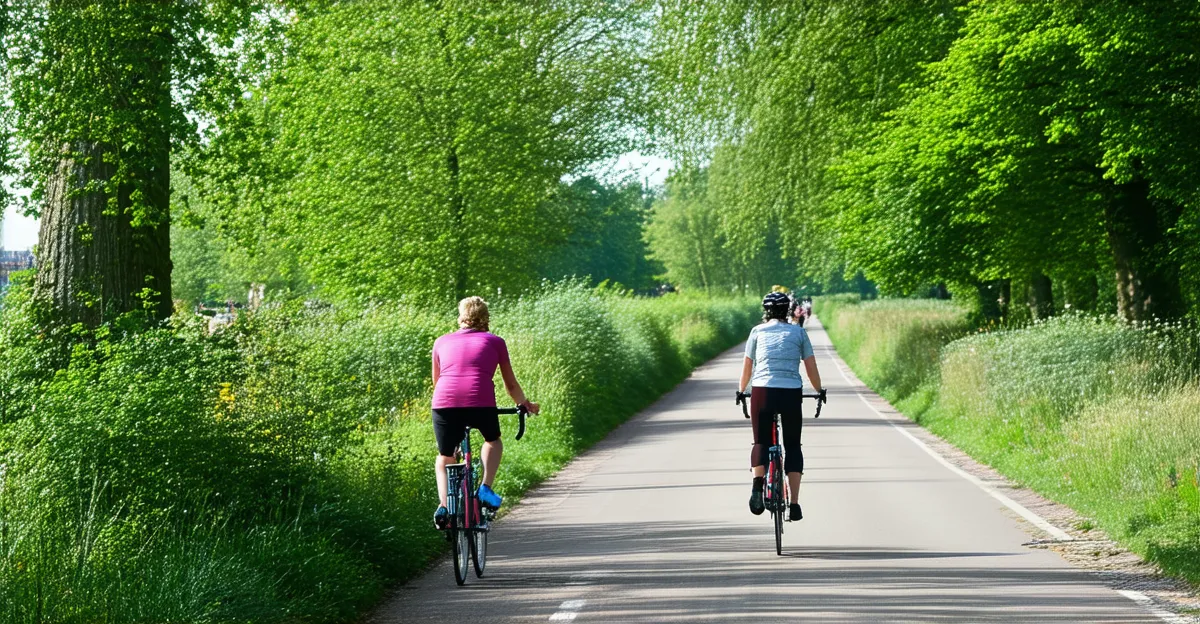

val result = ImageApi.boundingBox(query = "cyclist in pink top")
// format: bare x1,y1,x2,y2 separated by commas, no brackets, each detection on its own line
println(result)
432,296,539,528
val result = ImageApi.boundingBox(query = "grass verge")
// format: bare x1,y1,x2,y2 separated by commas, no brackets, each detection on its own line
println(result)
0,279,757,623
814,295,1200,584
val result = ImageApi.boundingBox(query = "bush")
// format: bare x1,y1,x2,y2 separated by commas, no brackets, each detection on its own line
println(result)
0,281,757,623
817,296,1200,584
813,294,969,400
927,315,1200,582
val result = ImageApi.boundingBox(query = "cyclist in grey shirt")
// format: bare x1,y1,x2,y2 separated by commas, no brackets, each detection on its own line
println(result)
737,291,823,522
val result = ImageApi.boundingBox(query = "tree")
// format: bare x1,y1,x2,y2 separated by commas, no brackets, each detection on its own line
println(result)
645,168,728,293
652,0,966,289
538,177,660,291
1,1,273,326
645,167,790,294
194,0,652,305
843,1,1200,320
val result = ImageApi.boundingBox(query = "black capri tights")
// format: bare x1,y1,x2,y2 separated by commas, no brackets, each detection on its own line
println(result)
750,386,804,474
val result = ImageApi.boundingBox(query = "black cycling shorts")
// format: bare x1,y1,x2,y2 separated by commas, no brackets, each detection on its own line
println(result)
750,386,805,474
433,407,501,457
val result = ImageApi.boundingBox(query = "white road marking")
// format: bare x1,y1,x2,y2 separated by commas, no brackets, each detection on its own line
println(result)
820,322,1192,623
1118,590,1187,623
549,599,586,621
826,350,1074,541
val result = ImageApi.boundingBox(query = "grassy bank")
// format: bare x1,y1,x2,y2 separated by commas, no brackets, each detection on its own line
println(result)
0,279,757,623
814,296,1200,584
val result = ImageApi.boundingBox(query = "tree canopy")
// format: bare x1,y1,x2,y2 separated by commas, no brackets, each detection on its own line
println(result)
6,0,1200,321
190,0,654,306
650,0,1200,320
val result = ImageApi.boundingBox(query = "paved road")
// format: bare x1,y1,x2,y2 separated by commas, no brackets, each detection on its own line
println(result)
376,318,1158,623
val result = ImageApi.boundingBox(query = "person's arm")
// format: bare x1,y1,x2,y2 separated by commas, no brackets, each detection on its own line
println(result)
740,329,757,394
432,349,440,387
739,357,753,394
499,360,540,414
797,329,820,392
803,356,822,392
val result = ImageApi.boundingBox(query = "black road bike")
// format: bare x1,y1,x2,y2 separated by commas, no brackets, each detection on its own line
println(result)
442,405,531,585
737,388,826,555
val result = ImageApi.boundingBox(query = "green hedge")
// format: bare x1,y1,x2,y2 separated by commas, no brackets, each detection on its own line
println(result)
0,280,757,623
816,296,1200,584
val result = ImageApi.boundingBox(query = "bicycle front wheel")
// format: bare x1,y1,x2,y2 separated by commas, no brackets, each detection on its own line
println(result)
471,526,488,577
452,524,470,585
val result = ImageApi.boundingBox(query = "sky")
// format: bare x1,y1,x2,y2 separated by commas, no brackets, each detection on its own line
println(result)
2,204,37,251
0,152,674,252
607,151,673,188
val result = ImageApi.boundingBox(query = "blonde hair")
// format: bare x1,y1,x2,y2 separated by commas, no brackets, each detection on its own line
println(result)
457,296,489,331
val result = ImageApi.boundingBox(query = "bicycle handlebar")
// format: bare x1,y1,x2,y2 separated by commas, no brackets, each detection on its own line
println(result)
497,405,532,440
735,388,827,419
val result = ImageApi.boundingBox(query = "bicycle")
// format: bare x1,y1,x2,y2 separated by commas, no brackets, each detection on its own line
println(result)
736,388,826,555
441,404,532,586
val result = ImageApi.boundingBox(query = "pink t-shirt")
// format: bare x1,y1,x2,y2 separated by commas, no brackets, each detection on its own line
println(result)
432,329,511,408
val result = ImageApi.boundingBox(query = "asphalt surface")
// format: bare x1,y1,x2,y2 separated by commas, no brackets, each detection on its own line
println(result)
375,317,1159,623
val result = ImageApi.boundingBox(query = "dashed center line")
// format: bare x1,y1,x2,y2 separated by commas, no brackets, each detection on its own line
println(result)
549,599,586,621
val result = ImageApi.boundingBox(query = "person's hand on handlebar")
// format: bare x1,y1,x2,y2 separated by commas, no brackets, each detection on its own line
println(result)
520,399,541,415
818,388,827,404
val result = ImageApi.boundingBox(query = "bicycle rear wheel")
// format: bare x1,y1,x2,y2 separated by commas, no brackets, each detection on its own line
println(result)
452,522,470,585
771,459,784,555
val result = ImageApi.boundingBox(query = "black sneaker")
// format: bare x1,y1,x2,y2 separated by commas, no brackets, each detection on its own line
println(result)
749,481,765,516
789,503,803,522
433,505,449,529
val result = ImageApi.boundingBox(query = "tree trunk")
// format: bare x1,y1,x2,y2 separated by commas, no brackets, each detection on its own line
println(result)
448,145,469,301
694,238,710,295
995,279,1011,320
1062,274,1098,312
1027,271,1054,319
975,279,1009,321
34,143,171,326
1103,178,1184,322
33,6,173,327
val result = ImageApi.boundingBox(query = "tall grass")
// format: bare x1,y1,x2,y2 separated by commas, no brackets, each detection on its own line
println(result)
0,280,758,623
817,296,1200,584
813,294,970,401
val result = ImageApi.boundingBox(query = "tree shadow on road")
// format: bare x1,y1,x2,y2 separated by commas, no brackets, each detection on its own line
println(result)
381,520,1157,623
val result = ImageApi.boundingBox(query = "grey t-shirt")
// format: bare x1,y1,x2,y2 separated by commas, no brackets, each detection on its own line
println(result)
744,320,815,389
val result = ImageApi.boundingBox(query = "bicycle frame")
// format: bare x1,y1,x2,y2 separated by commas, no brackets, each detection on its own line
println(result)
447,428,481,533
444,405,531,535
764,413,786,512
735,388,827,554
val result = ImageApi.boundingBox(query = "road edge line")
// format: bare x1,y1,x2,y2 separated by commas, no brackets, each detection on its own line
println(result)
823,340,1073,542
819,322,1198,623
1118,591,1188,624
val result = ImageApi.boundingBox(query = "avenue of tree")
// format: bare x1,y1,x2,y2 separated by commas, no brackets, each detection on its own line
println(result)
654,0,1200,322
3,1,1200,323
